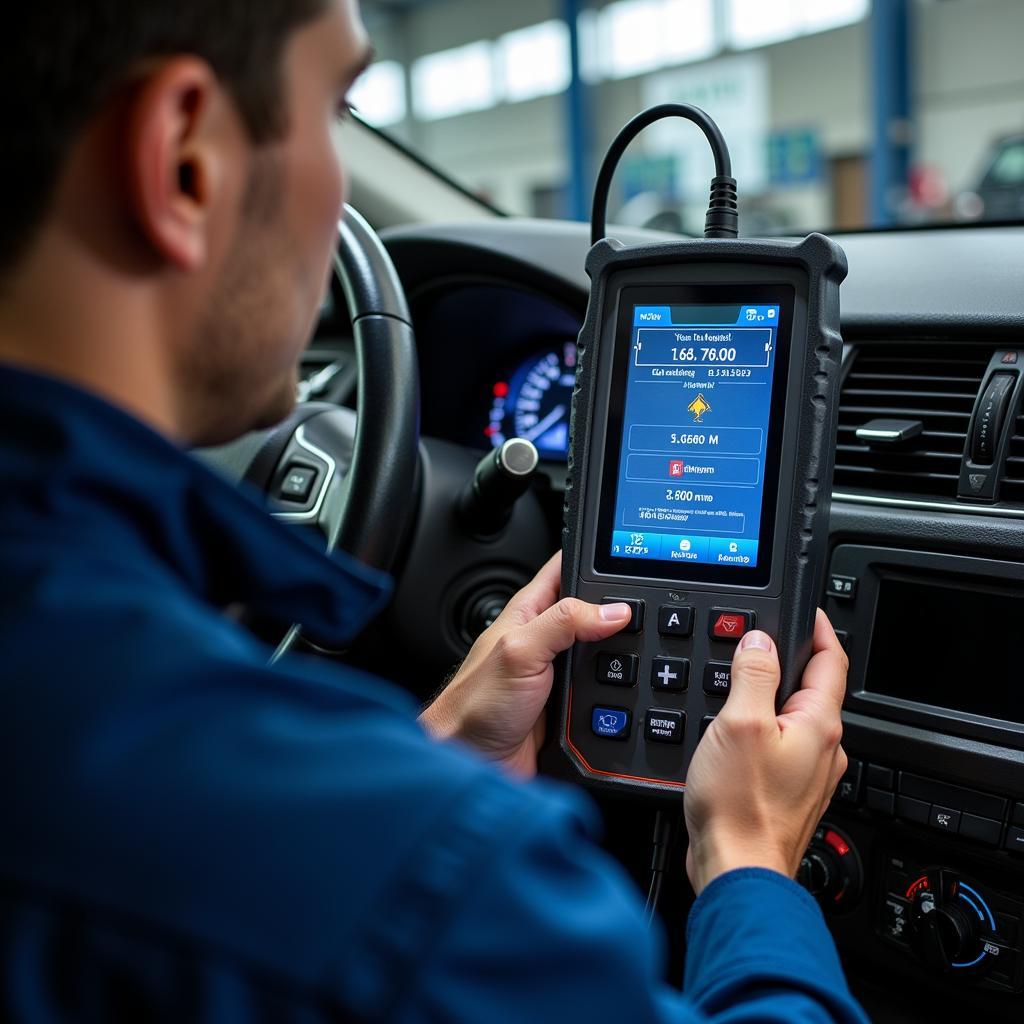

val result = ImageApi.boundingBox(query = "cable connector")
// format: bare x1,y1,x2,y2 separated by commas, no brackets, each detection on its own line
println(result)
590,103,738,244
704,174,738,239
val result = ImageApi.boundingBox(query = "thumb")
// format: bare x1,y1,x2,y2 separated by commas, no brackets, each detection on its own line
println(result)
512,598,631,666
722,630,781,719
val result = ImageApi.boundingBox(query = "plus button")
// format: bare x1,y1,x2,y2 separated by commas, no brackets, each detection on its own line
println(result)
650,657,688,692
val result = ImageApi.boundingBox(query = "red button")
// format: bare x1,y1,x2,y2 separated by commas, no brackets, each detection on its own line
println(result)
709,609,754,641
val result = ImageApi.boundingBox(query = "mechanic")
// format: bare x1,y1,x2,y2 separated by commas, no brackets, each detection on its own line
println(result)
0,2,867,1021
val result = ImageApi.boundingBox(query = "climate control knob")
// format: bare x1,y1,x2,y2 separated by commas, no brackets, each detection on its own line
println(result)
798,824,862,912
906,870,1006,976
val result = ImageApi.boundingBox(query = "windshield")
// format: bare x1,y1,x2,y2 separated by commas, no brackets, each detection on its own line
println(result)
353,0,1024,234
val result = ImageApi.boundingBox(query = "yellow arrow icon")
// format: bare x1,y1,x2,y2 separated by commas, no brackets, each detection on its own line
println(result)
688,393,711,423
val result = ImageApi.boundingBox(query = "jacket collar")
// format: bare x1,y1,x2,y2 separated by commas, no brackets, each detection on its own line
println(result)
0,363,392,645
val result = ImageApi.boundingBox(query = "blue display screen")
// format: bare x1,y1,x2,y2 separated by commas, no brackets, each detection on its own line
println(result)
609,303,781,571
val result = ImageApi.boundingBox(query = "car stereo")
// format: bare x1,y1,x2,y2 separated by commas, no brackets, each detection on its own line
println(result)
559,105,847,794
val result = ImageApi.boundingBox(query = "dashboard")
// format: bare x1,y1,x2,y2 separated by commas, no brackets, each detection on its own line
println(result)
411,282,580,461
309,218,1024,1022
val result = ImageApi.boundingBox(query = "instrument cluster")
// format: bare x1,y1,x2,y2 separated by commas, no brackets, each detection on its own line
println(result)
484,341,578,460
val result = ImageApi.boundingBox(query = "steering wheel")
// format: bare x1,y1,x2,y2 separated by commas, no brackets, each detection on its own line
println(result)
201,205,420,646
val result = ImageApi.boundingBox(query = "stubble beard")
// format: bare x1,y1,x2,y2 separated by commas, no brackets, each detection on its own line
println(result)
187,151,304,446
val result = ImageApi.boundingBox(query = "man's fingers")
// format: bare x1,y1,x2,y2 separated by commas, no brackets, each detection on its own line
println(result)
499,552,562,623
720,630,781,720
791,609,848,716
503,597,630,668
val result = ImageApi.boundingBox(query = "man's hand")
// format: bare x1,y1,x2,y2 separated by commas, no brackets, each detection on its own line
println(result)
419,553,631,777
683,610,849,895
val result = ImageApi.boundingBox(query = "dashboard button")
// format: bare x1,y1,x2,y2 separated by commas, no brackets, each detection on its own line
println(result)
644,708,684,744
827,574,857,599
866,764,894,790
657,604,694,637
1013,802,1024,827
929,805,961,834
709,608,754,641
895,795,930,824
650,657,688,692
699,715,715,738
591,706,630,740
596,652,638,686
960,813,1002,846
602,597,644,634
866,787,895,816
898,772,1007,820
702,661,732,697
836,759,863,804
1005,827,1024,855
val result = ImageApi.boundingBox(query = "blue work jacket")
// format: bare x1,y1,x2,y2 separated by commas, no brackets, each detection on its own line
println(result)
0,364,868,1022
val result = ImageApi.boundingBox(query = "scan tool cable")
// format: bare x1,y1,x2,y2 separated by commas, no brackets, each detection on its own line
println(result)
643,808,675,926
590,103,737,245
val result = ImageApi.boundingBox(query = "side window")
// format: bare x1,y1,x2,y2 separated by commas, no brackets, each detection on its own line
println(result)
984,141,1024,188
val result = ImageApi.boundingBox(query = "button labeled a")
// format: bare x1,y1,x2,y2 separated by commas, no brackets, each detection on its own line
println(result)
657,605,694,637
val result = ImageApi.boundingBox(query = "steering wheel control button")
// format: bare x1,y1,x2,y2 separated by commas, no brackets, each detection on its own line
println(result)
279,464,317,503
702,661,732,697
591,706,630,740
657,605,694,637
644,709,684,744
836,759,863,804
896,795,930,825
1005,827,1024,855
709,608,753,641
960,813,1002,846
602,597,644,634
596,652,638,686
929,805,961,834
650,657,688,692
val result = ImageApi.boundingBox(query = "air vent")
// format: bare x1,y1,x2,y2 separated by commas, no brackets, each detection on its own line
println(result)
834,343,990,500
1001,401,1024,504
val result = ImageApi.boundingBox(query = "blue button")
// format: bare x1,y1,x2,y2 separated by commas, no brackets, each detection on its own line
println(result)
658,534,711,563
611,530,658,559
707,537,758,566
592,706,630,739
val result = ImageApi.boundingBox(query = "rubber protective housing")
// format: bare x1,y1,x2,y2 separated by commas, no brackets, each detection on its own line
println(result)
560,233,847,795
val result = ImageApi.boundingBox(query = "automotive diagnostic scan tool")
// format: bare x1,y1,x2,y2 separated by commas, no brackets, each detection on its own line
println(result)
560,105,848,796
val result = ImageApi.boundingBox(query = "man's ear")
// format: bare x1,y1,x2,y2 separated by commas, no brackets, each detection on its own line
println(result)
124,57,242,272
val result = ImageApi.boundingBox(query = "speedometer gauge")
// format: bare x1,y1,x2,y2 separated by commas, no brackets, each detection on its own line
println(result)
486,341,577,459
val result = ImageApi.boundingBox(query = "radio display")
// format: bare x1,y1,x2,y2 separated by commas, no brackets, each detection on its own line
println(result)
594,284,793,585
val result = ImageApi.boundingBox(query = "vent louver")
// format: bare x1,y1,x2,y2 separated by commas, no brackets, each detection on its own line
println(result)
1001,403,1024,504
834,343,990,500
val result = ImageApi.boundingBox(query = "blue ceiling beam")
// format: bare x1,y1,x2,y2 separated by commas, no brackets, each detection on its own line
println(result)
869,0,913,226
563,0,593,222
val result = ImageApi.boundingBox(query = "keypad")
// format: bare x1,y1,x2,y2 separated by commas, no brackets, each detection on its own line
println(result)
581,602,758,765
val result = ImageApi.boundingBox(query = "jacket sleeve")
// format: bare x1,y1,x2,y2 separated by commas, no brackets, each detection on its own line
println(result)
390,782,869,1024
684,868,870,1023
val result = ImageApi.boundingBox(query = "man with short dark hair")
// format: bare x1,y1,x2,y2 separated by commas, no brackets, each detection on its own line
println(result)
0,2,867,1021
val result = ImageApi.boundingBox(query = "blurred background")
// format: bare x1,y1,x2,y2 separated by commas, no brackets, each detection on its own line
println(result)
350,0,1024,234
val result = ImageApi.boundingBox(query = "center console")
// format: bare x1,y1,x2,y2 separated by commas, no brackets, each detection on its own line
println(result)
797,542,1024,1011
